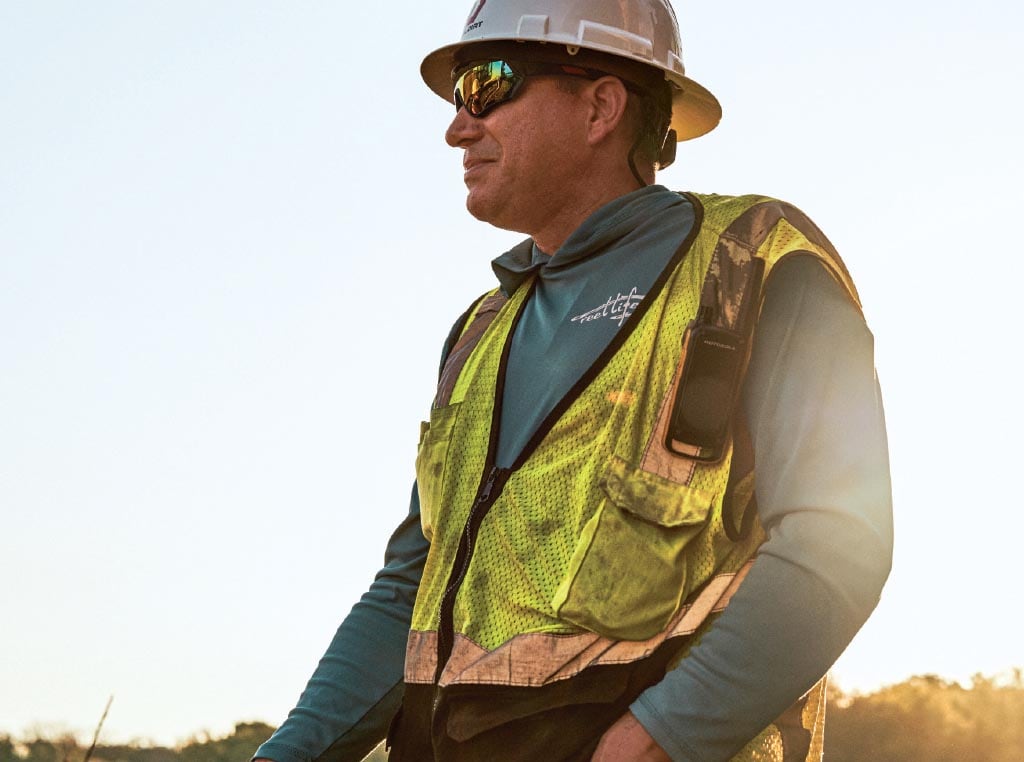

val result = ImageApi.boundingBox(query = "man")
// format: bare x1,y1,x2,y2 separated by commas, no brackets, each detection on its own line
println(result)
254,1,892,760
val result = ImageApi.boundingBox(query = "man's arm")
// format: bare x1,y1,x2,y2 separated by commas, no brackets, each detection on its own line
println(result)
622,256,894,761
253,484,428,762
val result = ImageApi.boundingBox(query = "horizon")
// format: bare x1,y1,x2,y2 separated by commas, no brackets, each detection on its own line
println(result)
6,669,1024,748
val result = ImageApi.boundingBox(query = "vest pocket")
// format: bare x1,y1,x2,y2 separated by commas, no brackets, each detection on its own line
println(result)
552,455,715,640
415,403,462,542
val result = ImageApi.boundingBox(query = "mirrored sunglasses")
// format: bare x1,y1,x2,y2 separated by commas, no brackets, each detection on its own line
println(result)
453,60,608,118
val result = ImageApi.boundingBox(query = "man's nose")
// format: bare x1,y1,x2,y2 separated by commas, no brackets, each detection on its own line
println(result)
445,106,483,148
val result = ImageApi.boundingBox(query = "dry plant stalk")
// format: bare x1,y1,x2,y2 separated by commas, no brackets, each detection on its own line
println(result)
82,695,113,762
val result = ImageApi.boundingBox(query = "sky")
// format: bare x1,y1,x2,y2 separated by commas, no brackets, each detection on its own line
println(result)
2,0,1023,749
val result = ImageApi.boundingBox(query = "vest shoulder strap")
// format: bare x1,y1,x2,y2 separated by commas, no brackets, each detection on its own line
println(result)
693,193,861,321
434,289,508,409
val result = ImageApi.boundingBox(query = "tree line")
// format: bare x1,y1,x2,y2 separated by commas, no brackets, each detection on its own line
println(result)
3,671,1021,761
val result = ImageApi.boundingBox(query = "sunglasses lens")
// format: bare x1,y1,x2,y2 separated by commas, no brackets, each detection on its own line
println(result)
454,61,520,117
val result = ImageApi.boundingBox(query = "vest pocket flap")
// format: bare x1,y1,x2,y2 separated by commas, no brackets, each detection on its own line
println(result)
554,456,717,639
600,456,714,527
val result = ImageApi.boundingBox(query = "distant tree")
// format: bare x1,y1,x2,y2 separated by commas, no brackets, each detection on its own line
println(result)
22,738,57,762
0,735,18,762
178,722,275,762
826,672,1024,762
90,744,179,762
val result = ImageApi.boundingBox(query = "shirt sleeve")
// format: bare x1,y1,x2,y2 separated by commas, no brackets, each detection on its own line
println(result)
630,255,894,761
252,484,428,762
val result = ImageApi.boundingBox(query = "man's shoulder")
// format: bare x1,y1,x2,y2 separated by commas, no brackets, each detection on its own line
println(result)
683,192,842,260
680,190,861,310
683,191,777,206
682,191,808,224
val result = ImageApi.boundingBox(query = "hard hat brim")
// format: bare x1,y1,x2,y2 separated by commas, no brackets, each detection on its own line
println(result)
421,41,722,141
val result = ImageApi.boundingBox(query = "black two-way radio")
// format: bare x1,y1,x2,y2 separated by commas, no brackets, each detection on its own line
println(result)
665,257,766,462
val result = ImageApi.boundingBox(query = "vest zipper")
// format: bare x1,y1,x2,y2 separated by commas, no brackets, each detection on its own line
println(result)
434,464,512,682
433,279,529,684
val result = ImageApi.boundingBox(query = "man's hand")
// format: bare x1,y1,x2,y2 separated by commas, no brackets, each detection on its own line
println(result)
591,711,672,761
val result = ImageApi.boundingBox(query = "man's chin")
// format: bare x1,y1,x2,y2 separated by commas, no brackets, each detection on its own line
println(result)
465,192,503,227
464,186,531,235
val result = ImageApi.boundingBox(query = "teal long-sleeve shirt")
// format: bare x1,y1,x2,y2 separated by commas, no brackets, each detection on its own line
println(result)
254,188,893,762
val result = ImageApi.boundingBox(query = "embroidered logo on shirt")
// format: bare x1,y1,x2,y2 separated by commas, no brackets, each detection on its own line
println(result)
571,287,645,327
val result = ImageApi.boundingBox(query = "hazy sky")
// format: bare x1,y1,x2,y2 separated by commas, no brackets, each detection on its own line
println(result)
2,0,1022,748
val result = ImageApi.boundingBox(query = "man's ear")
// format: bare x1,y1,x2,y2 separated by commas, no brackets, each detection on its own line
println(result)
582,76,630,146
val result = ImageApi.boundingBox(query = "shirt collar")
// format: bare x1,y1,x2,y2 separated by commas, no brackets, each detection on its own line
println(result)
491,185,684,295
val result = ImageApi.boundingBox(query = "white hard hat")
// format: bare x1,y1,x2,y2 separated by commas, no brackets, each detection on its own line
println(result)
421,0,721,141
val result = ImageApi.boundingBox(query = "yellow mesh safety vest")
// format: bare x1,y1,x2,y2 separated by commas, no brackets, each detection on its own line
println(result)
407,193,860,762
